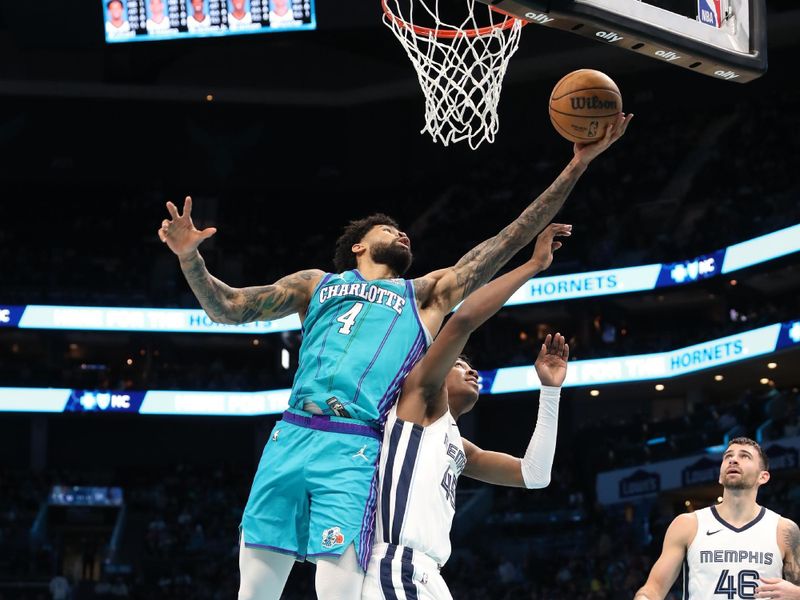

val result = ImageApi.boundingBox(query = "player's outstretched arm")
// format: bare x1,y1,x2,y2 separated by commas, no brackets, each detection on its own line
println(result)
756,518,800,598
415,113,632,325
397,225,568,423
461,332,568,488
159,196,323,324
634,514,696,600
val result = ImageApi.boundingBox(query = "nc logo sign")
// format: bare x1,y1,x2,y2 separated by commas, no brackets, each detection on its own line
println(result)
596,31,623,43
0,309,10,323
79,392,132,411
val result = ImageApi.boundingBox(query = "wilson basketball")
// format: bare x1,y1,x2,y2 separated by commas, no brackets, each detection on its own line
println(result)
548,69,622,144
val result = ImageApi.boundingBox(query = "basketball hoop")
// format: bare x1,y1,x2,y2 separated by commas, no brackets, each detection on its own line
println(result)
381,0,524,149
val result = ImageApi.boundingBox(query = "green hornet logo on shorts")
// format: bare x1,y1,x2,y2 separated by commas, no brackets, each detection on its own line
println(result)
321,526,345,549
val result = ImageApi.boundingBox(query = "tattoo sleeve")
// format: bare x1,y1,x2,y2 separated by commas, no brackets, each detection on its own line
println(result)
785,520,800,584
452,160,586,301
412,277,435,306
179,251,317,324
179,251,240,324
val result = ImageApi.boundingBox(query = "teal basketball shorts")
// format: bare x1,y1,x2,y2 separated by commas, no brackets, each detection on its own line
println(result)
240,408,381,570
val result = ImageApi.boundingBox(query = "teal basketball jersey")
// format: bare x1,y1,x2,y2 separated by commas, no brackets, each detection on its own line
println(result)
290,270,431,425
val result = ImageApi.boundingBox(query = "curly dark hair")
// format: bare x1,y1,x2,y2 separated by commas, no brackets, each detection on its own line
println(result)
457,354,473,368
333,213,400,273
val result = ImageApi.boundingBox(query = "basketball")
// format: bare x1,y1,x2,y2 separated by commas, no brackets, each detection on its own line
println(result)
548,69,623,144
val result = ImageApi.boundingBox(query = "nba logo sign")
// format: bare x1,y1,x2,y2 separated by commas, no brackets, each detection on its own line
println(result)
698,0,722,27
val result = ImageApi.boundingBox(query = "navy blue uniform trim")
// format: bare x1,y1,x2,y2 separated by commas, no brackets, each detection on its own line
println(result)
379,544,399,600
710,505,766,533
390,422,424,544
400,546,419,600
381,421,405,542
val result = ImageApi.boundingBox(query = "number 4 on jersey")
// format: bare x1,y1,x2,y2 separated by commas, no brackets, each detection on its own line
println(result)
337,302,364,335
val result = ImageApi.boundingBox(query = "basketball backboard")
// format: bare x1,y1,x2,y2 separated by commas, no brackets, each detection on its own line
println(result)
486,0,767,82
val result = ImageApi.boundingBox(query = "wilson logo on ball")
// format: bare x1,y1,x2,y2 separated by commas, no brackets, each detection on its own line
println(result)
570,96,618,111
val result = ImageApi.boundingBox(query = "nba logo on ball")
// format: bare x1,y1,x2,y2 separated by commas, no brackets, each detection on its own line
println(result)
698,0,722,27
321,527,345,549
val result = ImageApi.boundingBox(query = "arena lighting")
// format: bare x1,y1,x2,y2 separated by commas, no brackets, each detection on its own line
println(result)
767,362,777,369
2,319,799,415
1,225,798,334
654,384,665,391
705,444,727,454
281,349,290,370
483,320,800,394
714,374,724,381
0,388,293,416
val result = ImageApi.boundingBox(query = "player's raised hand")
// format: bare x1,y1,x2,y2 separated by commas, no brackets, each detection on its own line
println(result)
573,112,634,165
158,196,217,258
756,577,800,598
534,333,569,387
530,223,571,271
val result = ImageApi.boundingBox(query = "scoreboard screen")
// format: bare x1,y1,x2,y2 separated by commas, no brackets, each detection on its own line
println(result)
103,0,315,43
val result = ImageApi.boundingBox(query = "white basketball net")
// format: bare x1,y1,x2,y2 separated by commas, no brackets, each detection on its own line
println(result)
382,0,523,150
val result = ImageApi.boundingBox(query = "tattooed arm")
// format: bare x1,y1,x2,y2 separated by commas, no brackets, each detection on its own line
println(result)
415,113,633,326
785,518,800,584
159,196,323,324
756,519,800,598
180,253,322,324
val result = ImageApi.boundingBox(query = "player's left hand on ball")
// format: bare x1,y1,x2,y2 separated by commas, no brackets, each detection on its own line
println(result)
756,577,800,598
534,333,569,387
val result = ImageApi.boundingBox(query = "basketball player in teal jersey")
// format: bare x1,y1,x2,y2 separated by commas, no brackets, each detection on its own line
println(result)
158,113,631,600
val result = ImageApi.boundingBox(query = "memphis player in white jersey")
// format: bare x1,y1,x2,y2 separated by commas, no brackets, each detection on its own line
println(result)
364,223,571,600
634,437,800,600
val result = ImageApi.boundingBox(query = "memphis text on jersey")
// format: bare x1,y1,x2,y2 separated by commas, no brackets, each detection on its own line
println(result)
441,433,467,510
319,282,407,315
700,550,775,565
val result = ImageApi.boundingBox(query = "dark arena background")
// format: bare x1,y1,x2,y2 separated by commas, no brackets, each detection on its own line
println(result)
1,1,800,599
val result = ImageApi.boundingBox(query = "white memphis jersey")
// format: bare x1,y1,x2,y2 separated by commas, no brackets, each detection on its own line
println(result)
685,506,783,599
374,406,465,565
